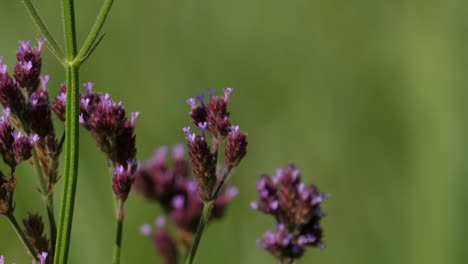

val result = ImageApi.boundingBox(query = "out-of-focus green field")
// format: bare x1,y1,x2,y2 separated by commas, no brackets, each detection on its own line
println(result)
1,0,468,263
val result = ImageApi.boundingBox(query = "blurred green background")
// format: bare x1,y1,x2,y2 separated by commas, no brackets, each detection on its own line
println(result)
1,0,468,263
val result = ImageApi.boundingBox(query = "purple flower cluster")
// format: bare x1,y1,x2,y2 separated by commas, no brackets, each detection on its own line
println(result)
52,82,139,201
184,88,247,202
252,164,327,263
136,145,238,262
0,252,48,264
0,40,62,188
0,108,38,170
140,217,178,264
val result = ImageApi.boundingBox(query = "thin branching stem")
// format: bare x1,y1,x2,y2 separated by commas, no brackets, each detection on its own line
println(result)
75,0,115,64
6,214,39,261
21,0,64,61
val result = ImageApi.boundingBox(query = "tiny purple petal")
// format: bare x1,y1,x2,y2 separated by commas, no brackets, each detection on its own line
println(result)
0,255,3,264
223,87,233,100
264,231,276,244
21,61,33,71
226,186,239,199
229,125,240,133
40,75,50,86
269,200,279,210
172,144,185,160
250,201,258,209
140,224,152,236
207,88,215,98
195,94,205,105
115,165,125,175
276,223,286,232
38,252,48,264
3,108,11,118
83,82,94,93
131,112,140,122
272,169,283,183
19,40,31,52
12,131,22,140
37,38,45,51
256,239,266,249
58,92,67,102
187,181,198,193
0,63,6,74
29,134,40,143
79,113,85,124
172,195,185,209
155,216,166,228
281,234,292,246
292,168,300,180
152,146,168,164
182,126,191,135
186,98,196,108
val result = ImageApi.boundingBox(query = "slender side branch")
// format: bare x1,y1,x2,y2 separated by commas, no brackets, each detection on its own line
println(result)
21,0,64,60
211,168,232,200
6,214,39,261
75,0,115,63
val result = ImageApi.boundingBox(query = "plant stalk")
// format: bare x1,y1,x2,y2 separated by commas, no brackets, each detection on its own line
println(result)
6,214,39,261
54,0,79,259
184,200,215,264
113,199,125,264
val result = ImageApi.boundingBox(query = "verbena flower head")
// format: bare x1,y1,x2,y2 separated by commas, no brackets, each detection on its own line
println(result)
135,145,238,234
0,108,38,169
252,163,327,263
54,82,139,200
14,39,43,95
184,88,247,202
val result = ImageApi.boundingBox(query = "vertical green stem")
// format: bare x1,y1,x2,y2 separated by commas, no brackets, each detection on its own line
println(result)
54,0,79,262
113,199,125,264
6,214,39,261
184,200,215,264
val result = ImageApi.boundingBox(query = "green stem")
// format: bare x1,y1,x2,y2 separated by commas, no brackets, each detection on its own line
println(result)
75,0,115,64
184,200,215,264
113,199,125,264
21,0,64,61
54,0,80,259
6,214,39,261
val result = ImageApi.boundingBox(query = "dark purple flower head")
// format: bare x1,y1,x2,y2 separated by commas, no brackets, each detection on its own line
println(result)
224,125,248,169
183,126,216,202
257,223,304,260
253,163,327,262
52,83,67,122
136,144,238,234
206,88,232,139
14,39,44,94
76,83,138,168
0,108,38,168
112,164,136,201
29,76,54,138
186,95,207,126
12,131,38,163
0,60,26,116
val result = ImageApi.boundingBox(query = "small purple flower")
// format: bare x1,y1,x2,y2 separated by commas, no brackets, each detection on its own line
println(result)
112,165,135,201
224,125,248,169
140,224,153,236
14,39,43,94
38,252,48,264
253,163,327,262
